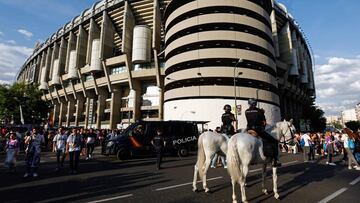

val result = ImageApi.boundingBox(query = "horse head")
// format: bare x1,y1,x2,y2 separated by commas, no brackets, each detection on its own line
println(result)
277,119,296,144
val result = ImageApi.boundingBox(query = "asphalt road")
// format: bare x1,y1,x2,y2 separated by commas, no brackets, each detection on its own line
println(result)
0,149,359,203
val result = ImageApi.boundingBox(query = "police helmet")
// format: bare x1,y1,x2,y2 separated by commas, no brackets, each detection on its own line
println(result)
248,98,257,106
223,104,231,111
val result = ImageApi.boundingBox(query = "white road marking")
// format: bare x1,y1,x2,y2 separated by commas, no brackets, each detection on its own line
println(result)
155,176,223,191
248,160,299,173
86,194,133,203
318,187,348,203
349,176,360,185
35,193,88,203
155,160,300,192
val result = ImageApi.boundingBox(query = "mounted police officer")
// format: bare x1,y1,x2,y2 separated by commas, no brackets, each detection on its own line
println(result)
221,104,236,136
245,98,281,167
151,129,166,170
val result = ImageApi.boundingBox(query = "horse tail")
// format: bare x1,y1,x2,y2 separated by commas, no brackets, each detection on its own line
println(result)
227,135,242,183
197,134,206,180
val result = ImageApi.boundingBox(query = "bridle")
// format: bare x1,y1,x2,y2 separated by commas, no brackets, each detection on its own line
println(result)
280,122,295,145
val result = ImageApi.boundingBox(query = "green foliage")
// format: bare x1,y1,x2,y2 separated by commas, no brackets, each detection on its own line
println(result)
0,82,51,125
331,121,343,129
345,121,360,132
302,105,327,132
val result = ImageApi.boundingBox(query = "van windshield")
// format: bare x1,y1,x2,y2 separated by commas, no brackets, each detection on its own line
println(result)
121,123,141,137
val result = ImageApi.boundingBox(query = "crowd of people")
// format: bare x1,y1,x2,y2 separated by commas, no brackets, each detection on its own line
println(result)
1,126,122,177
282,128,360,170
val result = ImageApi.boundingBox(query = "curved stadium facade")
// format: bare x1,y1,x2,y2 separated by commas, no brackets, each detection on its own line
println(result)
17,0,315,130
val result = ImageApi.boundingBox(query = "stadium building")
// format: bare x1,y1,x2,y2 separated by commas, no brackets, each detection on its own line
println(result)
16,0,315,130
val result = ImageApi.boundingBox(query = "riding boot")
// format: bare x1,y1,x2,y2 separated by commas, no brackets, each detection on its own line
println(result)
272,142,282,167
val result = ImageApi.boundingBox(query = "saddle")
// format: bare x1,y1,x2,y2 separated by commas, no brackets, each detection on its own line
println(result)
247,130,274,158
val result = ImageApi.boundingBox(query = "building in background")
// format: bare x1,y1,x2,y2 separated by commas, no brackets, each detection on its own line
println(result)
356,103,360,121
325,116,340,124
16,0,315,130
341,109,357,125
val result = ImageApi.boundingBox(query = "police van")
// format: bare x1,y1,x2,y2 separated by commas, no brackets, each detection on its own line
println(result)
104,120,207,160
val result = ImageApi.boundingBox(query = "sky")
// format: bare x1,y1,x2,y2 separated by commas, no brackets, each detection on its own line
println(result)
0,0,359,117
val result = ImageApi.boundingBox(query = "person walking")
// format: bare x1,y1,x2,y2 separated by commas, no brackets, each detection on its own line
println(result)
66,128,82,174
24,128,45,178
343,128,360,170
53,127,68,171
4,132,20,173
325,132,336,166
301,132,311,162
85,128,96,160
151,129,166,170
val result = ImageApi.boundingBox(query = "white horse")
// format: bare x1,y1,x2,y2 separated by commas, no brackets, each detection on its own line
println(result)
227,120,295,203
192,131,229,193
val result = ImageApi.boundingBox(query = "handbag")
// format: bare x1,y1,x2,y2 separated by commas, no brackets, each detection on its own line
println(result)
348,138,355,150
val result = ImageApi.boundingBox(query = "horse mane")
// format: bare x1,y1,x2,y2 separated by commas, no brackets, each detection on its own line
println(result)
265,124,280,141
344,128,360,140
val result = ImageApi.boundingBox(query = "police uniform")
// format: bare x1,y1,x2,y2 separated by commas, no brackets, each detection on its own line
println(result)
152,133,165,170
221,105,236,136
245,100,281,167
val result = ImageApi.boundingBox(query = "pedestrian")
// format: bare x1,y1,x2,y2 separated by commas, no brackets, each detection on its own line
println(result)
300,132,311,162
53,127,68,171
325,131,336,166
24,128,45,178
151,129,166,170
85,128,96,160
78,128,87,156
4,132,20,173
343,128,360,170
66,128,82,174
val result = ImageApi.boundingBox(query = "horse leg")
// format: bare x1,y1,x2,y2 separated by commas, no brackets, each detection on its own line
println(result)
240,165,249,203
272,167,280,199
203,159,212,193
192,164,199,192
261,163,268,195
231,178,238,203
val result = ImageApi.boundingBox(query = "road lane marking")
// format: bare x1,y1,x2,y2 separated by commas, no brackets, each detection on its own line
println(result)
155,176,223,191
248,160,299,173
318,187,348,203
349,176,360,185
155,160,300,192
86,194,133,203
35,193,88,203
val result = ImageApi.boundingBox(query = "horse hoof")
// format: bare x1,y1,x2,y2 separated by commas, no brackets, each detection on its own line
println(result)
232,200,238,203
274,193,280,200
262,189,268,195
192,188,198,192
205,188,210,193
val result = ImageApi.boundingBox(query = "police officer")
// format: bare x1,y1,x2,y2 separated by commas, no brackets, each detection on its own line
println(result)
221,104,236,136
151,129,166,170
245,98,281,167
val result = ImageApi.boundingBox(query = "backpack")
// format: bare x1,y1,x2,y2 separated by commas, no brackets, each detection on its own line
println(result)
300,138,305,148
348,138,355,150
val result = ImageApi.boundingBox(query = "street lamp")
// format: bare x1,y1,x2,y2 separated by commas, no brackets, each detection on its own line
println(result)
234,58,243,130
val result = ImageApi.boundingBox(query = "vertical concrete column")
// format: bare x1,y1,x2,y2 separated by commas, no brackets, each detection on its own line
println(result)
96,89,108,129
100,11,115,60
65,32,76,73
132,80,142,122
84,97,91,129
45,47,53,82
52,103,60,127
58,101,67,127
110,89,121,129
270,8,280,57
76,25,88,69
75,95,85,127
86,19,100,66
66,100,75,127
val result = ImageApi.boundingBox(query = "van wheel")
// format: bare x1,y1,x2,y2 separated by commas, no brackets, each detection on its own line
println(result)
117,148,128,160
178,147,189,157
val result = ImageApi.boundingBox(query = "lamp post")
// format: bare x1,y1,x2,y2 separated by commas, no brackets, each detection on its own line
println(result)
233,58,243,130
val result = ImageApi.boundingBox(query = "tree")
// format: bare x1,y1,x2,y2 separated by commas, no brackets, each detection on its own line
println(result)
302,105,327,132
331,121,343,129
345,121,360,132
0,82,51,126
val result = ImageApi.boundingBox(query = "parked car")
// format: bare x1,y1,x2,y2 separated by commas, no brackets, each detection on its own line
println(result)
104,120,206,160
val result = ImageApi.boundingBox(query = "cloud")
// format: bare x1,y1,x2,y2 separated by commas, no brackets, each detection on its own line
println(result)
314,54,320,59
0,31,3,36
315,56,360,116
18,29,33,38
0,42,33,84
6,40,16,45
